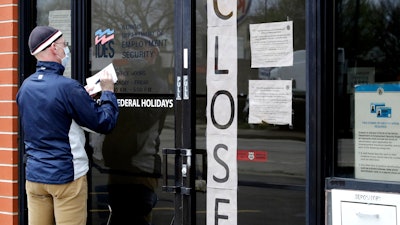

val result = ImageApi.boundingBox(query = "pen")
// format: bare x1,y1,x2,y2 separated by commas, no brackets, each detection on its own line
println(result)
95,79,100,84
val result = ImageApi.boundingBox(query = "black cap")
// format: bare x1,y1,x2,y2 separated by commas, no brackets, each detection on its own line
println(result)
28,26,63,55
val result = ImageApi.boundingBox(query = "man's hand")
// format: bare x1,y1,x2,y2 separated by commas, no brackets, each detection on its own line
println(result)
100,71,115,92
84,84,97,98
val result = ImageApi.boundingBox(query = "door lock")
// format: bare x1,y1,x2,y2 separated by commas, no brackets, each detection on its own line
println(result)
162,148,192,195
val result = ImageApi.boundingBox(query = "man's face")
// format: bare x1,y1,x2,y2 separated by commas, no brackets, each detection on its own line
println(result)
53,37,68,57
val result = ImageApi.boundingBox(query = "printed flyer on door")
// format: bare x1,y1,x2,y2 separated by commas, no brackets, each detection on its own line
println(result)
355,83,400,182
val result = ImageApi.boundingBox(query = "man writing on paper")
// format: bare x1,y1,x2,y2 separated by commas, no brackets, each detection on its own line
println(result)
16,26,119,225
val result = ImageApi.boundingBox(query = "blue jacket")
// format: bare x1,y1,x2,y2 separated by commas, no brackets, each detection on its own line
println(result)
16,61,119,184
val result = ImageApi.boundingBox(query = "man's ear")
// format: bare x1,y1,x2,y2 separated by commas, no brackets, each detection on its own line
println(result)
50,43,59,55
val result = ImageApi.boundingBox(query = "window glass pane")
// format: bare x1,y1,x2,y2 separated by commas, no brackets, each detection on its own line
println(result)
36,1,72,78
90,1,173,95
196,0,306,224
89,1,175,225
335,1,400,181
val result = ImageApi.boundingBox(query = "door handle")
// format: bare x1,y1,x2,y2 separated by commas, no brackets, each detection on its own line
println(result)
162,148,192,195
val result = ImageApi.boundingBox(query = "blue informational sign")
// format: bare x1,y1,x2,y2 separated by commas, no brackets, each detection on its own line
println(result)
354,83,400,182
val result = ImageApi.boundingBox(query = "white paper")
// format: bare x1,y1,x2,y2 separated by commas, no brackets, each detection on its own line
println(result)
248,80,292,125
207,0,237,27
249,21,293,68
207,1,238,224
206,136,237,189
331,189,399,225
206,188,237,225
354,84,400,182
86,63,118,95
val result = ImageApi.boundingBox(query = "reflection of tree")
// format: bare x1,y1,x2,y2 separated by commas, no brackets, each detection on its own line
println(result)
251,0,306,50
337,0,400,78
92,0,174,50
36,0,70,25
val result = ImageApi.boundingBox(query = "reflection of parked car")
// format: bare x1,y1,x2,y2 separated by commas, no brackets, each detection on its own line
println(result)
270,50,306,92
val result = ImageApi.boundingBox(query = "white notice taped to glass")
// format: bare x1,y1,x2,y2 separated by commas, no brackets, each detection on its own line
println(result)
86,63,118,95
248,80,292,125
249,21,293,68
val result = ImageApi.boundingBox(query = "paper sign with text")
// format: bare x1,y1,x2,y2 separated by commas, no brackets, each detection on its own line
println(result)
86,63,118,95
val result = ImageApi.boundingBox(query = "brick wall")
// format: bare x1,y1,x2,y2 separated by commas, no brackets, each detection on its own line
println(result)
0,0,19,225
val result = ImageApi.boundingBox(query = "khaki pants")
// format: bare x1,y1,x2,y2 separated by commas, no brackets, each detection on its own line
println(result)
26,175,88,225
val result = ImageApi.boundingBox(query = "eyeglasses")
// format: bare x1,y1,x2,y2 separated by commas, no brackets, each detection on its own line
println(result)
54,41,68,47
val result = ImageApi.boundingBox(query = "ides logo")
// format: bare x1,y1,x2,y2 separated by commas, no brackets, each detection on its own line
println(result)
94,28,115,58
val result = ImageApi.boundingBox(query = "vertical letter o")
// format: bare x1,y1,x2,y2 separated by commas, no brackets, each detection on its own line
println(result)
211,90,234,129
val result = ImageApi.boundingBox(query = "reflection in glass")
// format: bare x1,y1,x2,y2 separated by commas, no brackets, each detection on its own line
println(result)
335,0,400,179
91,0,174,95
195,0,306,224
89,0,174,224
36,1,72,78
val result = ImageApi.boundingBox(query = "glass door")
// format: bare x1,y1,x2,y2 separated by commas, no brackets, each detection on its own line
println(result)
88,1,176,224
195,0,306,225
88,0,307,225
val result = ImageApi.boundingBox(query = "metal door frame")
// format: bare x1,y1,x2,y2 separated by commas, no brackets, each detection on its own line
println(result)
162,0,197,225
17,0,331,225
